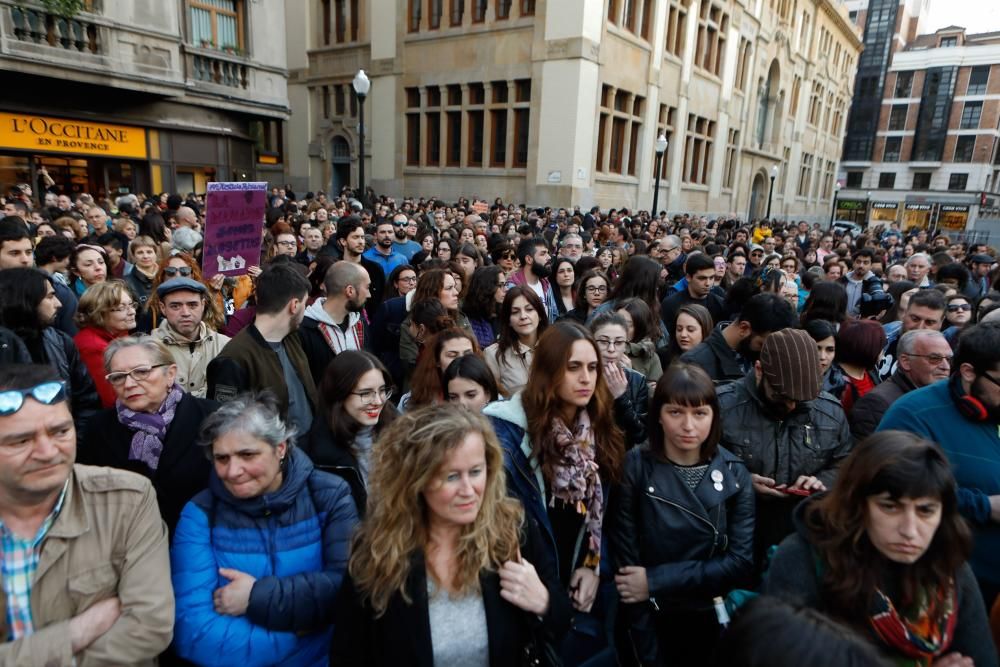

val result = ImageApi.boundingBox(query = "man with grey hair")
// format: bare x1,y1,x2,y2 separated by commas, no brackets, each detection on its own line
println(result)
299,261,371,384
850,329,952,439
558,233,584,262
905,252,932,287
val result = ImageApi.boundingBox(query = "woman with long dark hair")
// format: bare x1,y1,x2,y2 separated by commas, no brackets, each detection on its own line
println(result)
763,431,996,667
484,320,626,663
402,328,479,411
611,363,754,665
562,269,610,324
552,256,577,317
483,286,548,394
464,266,507,349
301,350,398,515
444,354,503,411
800,281,848,327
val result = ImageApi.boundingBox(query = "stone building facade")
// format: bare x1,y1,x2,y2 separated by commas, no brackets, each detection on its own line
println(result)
0,0,288,199
286,0,861,220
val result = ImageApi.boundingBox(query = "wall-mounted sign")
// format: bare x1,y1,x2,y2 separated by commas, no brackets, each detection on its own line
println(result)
0,112,147,159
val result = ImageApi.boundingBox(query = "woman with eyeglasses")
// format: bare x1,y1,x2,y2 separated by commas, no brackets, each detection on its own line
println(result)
301,350,398,516
172,392,358,666
484,286,549,394
562,269,610,324
385,264,417,300
78,336,217,534
74,280,138,407
590,311,648,448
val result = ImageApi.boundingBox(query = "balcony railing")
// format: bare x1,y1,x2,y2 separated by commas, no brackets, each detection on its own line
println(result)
9,5,99,53
191,52,248,89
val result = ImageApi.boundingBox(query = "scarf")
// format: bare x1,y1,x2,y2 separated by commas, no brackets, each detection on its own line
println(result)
549,410,604,569
869,582,957,667
116,383,184,471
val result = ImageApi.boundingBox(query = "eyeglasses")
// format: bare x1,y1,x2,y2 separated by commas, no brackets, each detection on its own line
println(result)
585,285,608,295
276,240,297,248
0,381,67,416
351,386,393,405
105,364,170,387
110,301,136,314
979,373,1000,390
164,266,193,277
905,353,952,365
947,304,972,312
595,338,628,350
397,275,417,284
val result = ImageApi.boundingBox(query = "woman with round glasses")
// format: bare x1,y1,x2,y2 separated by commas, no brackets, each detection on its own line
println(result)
590,311,648,448
74,280,138,407
302,351,398,515
385,264,417,300
79,336,217,534
562,269,610,324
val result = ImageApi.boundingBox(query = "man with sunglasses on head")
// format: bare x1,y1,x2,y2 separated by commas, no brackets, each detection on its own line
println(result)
150,277,230,398
717,328,853,575
0,364,174,663
878,322,1000,610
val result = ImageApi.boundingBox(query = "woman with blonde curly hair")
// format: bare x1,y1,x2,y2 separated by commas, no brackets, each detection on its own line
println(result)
331,404,570,666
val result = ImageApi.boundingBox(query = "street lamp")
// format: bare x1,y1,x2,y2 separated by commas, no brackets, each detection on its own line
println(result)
766,164,779,220
352,69,370,205
651,132,668,219
865,190,872,228
829,182,841,229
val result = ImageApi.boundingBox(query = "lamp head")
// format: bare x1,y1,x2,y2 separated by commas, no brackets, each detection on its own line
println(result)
655,133,668,154
770,165,779,179
353,69,371,98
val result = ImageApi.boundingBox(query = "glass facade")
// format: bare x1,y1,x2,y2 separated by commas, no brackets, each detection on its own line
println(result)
843,0,898,161
911,67,958,161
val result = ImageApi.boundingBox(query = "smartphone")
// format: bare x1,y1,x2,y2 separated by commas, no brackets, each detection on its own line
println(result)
781,487,812,497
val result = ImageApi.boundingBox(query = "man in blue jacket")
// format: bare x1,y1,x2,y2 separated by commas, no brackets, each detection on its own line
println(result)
878,321,1000,609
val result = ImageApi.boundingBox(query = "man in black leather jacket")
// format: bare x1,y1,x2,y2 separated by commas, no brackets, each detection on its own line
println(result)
716,329,853,573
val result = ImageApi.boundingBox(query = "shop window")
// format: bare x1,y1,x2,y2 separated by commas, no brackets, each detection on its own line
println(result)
968,66,989,95
960,102,982,129
189,0,243,50
948,173,968,190
894,71,913,98
888,105,907,131
882,137,901,162
846,171,863,187
954,136,975,162
912,172,931,190
878,172,896,189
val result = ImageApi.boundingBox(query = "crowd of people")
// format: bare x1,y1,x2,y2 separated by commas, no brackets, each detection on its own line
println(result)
3,181,1000,666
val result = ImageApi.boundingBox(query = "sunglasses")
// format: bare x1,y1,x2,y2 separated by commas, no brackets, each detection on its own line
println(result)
947,304,972,312
164,266,193,277
0,381,68,416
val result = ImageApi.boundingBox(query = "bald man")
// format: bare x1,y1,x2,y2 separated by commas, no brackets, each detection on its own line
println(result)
299,261,373,384
175,206,200,233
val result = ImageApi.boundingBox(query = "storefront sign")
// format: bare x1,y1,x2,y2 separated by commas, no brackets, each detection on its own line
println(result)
837,200,866,211
0,112,147,159
938,204,970,231
202,182,267,277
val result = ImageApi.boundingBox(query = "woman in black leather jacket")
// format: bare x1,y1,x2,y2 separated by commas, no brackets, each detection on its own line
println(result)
609,362,754,667
590,311,648,448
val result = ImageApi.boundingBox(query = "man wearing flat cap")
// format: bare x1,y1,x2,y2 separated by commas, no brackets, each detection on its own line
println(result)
716,328,853,573
150,277,230,397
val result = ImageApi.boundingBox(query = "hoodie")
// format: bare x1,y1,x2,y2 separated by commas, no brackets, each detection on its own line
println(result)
303,298,365,354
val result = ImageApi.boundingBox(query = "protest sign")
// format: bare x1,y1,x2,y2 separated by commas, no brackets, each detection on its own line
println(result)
201,181,266,277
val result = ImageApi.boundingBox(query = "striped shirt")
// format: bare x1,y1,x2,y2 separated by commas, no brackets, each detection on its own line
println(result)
1,481,68,640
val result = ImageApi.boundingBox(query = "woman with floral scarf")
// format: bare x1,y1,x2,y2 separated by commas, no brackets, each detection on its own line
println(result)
484,320,625,664
762,431,997,667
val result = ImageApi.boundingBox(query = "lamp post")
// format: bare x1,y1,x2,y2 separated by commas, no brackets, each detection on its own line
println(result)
352,69,370,204
766,164,779,220
829,182,841,229
865,190,872,228
651,132,668,219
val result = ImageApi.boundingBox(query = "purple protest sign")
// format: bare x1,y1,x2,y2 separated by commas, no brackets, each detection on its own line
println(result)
201,181,267,277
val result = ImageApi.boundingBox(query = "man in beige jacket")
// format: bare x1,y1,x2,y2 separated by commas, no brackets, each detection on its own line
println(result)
0,364,173,665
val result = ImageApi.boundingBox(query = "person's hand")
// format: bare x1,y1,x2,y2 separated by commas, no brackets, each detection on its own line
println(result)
615,566,649,604
932,653,974,667
213,568,256,616
751,474,786,498
70,596,121,653
604,362,628,399
569,567,599,613
209,273,226,291
499,554,550,616
247,265,262,279
788,475,826,493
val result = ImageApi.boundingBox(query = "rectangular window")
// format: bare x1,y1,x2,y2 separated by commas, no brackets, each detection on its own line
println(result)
790,76,801,115
189,0,243,49
894,71,913,98
883,136,902,162
448,84,462,106
683,114,714,185
735,39,752,92
846,171,863,187
596,113,608,172
467,110,484,166
469,83,485,105
948,173,968,190
450,0,464,25
941,36,957,47
497,0,511,19
627,119,641,175
350,0,359,40
888,105,907,131
408,0,421,31
912,172,931,190
426,112,441,165
429,0,442,28
656,104,675,179
446,111,462,166
694,1,728,77
640,0,653,39
878,172,896,188
492,81,509,104
490,110,508,167
406,114,421,165
334,0,346,41
321,86,330,119
723,129,739,189
954,135,975,162
515,79,531,102
472,0,486,22
521,0,535,16
514,109,529,167
610,117,626,173
427,87,441,107
797,153,814,197
961,102,983,129
622,0,636,31
607,0,619,23
321,0,331,45
334,85,345,115
665,0,688,58
406,87,420,108
968,66,990,95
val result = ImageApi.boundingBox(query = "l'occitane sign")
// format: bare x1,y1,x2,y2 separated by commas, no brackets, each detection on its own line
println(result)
0,113,147,159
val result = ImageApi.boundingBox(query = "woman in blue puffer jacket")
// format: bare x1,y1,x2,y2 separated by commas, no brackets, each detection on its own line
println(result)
170,392,359,666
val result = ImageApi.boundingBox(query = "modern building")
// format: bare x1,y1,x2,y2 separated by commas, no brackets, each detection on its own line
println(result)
0,0,288,199
285,0,861,219
837,1,1000,235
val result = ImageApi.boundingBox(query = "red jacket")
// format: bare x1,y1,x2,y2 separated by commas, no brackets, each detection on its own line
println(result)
74,326,128,407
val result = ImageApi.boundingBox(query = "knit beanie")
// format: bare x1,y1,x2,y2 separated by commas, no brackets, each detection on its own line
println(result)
759,328,821,402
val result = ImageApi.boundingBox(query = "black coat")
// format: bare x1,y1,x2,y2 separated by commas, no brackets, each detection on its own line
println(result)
37,326,100,436
301,414,367,516
78,393,218,535
609,446,754,665
615,366,649,448
329,518,571,667
679,329,746,385
848,369,915,440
